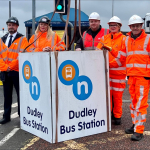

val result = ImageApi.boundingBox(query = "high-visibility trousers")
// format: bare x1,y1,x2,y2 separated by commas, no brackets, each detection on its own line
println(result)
110,77,126,118
128,76,150,134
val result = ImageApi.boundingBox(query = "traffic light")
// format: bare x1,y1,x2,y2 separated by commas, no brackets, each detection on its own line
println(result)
55,0,68,14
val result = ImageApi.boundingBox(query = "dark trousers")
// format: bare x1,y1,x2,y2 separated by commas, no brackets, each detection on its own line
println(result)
1,71,20,119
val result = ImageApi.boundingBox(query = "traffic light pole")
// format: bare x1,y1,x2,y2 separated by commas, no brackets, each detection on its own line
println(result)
60,14,74,51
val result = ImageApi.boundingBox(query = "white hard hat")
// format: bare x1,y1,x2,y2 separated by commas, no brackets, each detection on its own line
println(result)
108,16,122,26
128,15,143,26
89,12,100,20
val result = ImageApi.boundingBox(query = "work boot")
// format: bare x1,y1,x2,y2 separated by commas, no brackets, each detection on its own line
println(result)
125,124,134,134
0,118,11,124
114,118,121,125
131,132,143,141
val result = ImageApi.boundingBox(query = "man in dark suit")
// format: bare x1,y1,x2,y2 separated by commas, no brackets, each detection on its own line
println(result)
0,16,28,124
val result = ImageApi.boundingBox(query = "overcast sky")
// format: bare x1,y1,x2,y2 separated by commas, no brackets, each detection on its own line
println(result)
0,0,150,36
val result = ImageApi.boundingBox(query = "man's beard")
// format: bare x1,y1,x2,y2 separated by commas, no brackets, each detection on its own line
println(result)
8,29,17,34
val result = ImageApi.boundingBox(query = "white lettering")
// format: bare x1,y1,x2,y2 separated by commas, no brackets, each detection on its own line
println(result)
77,81,88,95
32,82,38,95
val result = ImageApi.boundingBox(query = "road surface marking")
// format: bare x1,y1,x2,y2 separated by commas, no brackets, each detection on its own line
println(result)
86,129,150,146
144,131,150,135
55,140,89,150
11,112,18,119
21,137,40,150
16,129,150,150
64,140,88,150
12,103,18,108
0,128,19,146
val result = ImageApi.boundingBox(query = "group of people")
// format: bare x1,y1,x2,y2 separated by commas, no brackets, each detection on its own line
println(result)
76,12,150,141
0,11,149,142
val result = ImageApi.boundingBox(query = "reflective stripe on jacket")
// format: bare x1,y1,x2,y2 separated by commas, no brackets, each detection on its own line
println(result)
83,28,109,50
0,36,28,72
0,39,9,71
28,32,66,52
97,32,126,77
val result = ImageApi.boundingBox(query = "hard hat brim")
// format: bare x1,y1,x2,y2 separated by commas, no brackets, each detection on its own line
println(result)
107,22,122,27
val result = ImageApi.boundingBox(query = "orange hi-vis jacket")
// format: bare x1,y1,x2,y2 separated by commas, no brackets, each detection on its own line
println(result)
97,32,126,79
83,28,109,50
28,32,66,52
0,39,8,71
0,35,29,72
111,29,150,77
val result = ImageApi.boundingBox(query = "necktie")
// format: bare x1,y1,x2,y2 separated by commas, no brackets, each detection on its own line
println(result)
8,35,13,48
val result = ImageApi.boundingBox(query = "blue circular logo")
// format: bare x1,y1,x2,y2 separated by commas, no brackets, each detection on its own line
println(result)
29,76,40,101
22,60,40,101
58,60,79,85
72,76,93,100
58,60,93,101
22,61,33,83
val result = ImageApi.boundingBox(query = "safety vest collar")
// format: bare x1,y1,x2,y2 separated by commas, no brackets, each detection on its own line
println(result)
126,29,147,39
104,32,123,41
110,32,123,39
1,32,23,44
38,31,47,36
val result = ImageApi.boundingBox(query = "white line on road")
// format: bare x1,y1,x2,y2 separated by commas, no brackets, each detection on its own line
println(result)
0,128,20,146
12,103,18,108
11,112,18,119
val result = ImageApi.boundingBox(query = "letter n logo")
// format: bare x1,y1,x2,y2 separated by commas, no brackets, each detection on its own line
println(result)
73,76,93,101
29,77,40,101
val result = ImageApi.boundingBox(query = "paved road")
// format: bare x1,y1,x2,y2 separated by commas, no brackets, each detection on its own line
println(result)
0,85,150,150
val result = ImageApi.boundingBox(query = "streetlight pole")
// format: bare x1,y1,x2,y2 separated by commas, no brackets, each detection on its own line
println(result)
32,0,36,35
9,1,11,18
112,0,114,17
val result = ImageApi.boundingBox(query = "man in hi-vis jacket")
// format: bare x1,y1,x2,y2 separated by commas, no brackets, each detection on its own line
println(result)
0,16,28,124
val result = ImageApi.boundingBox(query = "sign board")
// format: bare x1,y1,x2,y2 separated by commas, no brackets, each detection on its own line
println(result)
19,52,53,143
51,51,110,142
19,51,111,143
